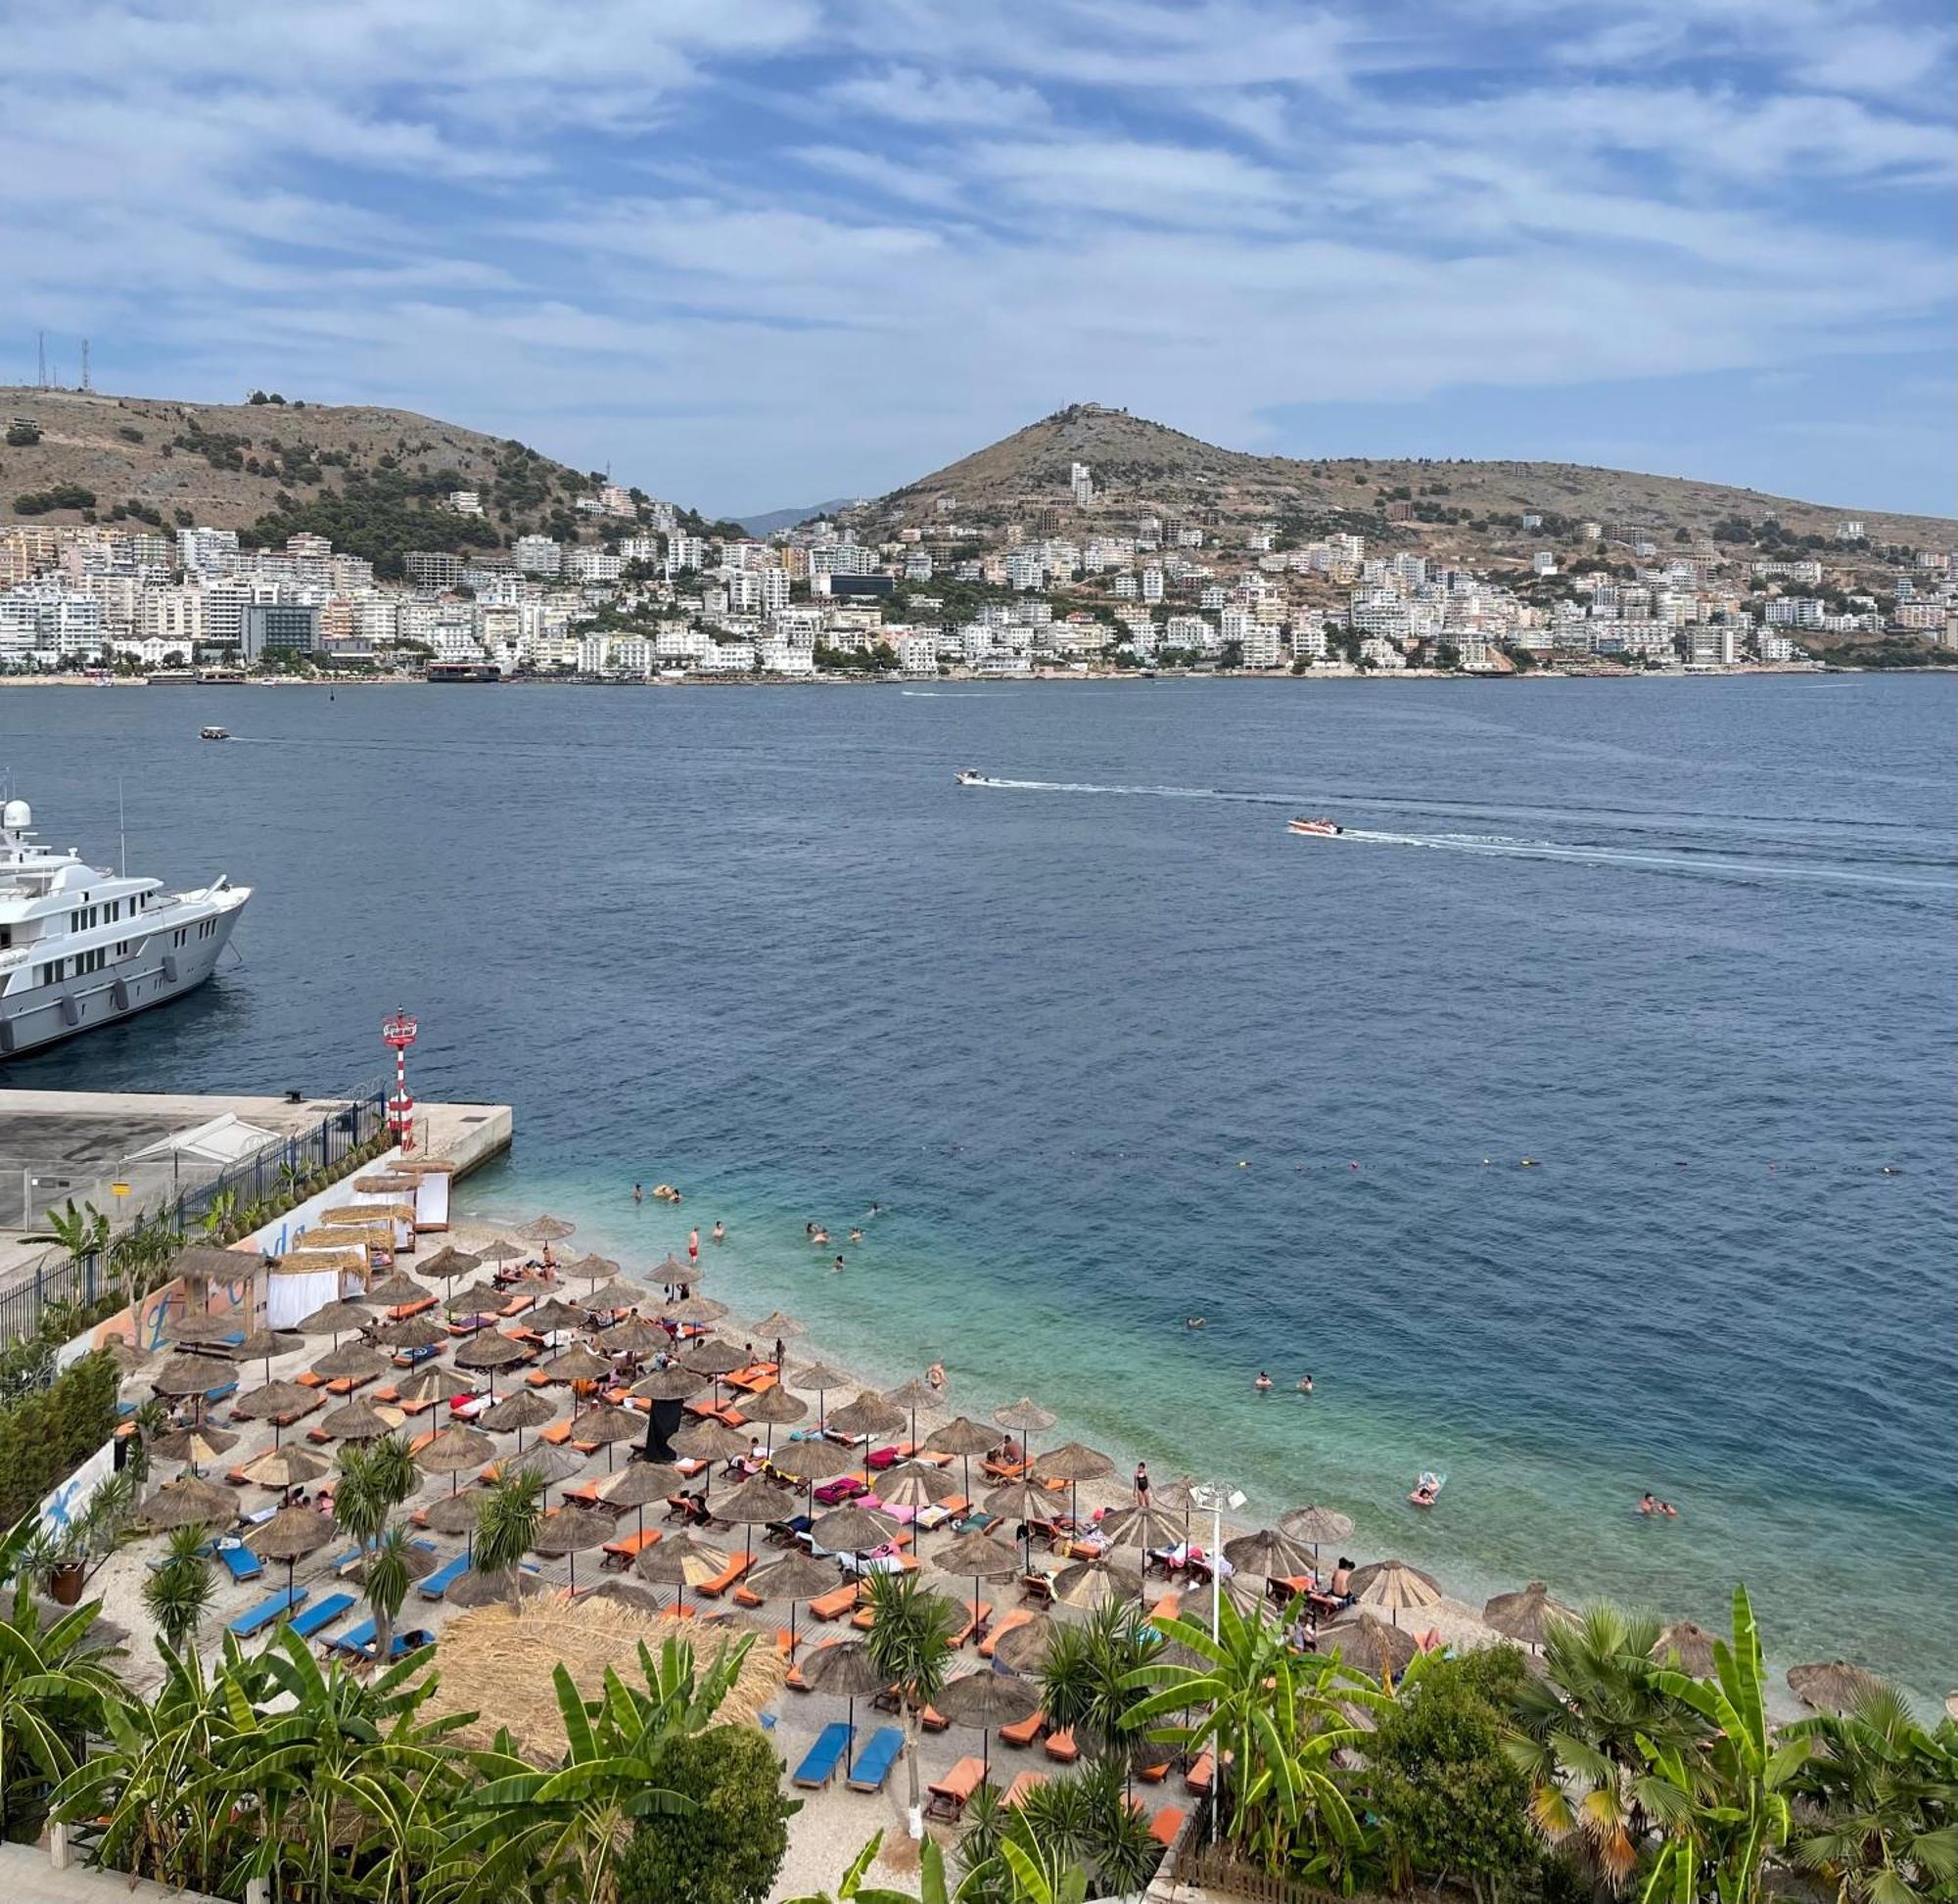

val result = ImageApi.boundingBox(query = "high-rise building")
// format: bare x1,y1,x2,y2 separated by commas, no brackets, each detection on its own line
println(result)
240,602,319,660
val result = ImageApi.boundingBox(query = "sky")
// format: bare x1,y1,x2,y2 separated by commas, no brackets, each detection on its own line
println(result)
2,0,1953,518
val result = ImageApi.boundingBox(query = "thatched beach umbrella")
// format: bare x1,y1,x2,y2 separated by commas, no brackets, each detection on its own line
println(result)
938,1670,1040,1780
375,1317,450,1356
750,1310,804,1347
716,1475,799,1558
248,1502,333,1600
1225,1527,1316,1582
444,1281,502,1319
416,1244,481,1281
682,1338,749,1377
795,1638,884,1741
508,1441,590,1505
232,1378,316,1446
163,1311,238,1350
476,1238,529,1269
447,1566,548,1609
1279,1504,1355,1570
239,1445,328,1491
235,1326,304,1379
598,1317,666,1357
596,1460,683,1544
737,1384,808,1458
365,1270,428,1307
1050,1557,1143,1614
812,1503,902,1559
532,1504,614,1592
884,1376,942,1449
1031,1441,1113,1526
1789,1660,1885,1714
540,1343,614,1384
569,1402,644,1471
1484,1582,1579,1652
746,1549,843,1654
1652,1621,1720,1676
396,1366,479,1409
992,1614,1058,1674
829,1390,906,1443
1324,1612,1419,1680
312,1341,392,1383
675,1417,750,1500
100,1334,150,1373
297,1299,375,1340
425,1492,486,1540
791,1359,848,1428
993,1397,1056,1468
152,1351,235,1399
633,1531,727,1614
1351,1559,1442,1626
319,1399,402,1441
525,1296,590,1335
1097,1505,1186,1558
417,1422,495,1492
153,1425,237,1466
564,1252,620,1282
516,1215,577,1245
139,1470,236,1532
662,1293,729,1327
479,1389,557,1450
631,1365,707,1403
769,1436,860,1488
924,1416,997,1500
584,1278,650,1313
453,1330,532,1397
875,1463,959,1513
651,1252,693,1292
934,1528,1023,1635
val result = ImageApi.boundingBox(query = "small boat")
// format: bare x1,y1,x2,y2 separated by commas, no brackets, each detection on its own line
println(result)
1408,1470,1445,1509
199,726,230,741
1287,815,1341,838
955,769,984,787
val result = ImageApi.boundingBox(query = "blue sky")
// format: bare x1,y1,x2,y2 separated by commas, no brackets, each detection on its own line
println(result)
3,0,1952,517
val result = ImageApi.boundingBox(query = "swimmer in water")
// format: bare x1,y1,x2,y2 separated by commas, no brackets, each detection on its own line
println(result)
711,1220,725,1244
1185,1316,1205,1329
1254,1370,1274,1393
805,1222,816,1239
926,1361,946,1390
1639,1492,1657,1516
831,1254,845,1274
849,1228,863,1243
1296,1373,1314,1394
632,1183,643,1205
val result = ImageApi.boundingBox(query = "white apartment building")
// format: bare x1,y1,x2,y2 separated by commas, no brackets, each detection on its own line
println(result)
140,584,204,649
1069,462,1094,506
177,526,241,574
448,490,484,516
568,548,624,584
1239,625,1282,668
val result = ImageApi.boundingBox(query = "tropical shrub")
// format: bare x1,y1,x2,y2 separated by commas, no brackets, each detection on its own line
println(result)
614,1724,796,1904
0,1351,118,1526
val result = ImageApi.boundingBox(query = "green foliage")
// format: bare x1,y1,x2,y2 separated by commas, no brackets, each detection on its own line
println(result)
0,1351,118,1528
614,1724,796,1904
4,423,40,446
249,466,506,578
140,1524,214,1656
1368,1649,1541,1904
0,1578,123,1840
863,1570,960,1826
11,483,95,514
474,1466,544,1576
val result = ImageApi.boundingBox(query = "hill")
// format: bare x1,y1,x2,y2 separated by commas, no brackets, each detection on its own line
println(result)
862,403,1954,568
0,387,642,577
736,497,860,536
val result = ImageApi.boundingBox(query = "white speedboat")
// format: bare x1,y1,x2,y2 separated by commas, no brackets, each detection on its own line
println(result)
200,726,230,741
1287,816,1342,838
0,797,250,1057
955,769,984,786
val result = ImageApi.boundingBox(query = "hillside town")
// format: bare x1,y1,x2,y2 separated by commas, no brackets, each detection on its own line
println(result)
3,454,1954,682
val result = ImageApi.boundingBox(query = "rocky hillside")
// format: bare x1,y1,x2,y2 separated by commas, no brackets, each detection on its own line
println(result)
867,404,1954,570
0,387,635,576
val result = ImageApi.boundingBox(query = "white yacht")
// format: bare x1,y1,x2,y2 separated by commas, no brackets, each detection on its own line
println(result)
0,797,250,1058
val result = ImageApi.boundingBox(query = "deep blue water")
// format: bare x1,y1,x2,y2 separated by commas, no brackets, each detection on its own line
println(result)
5,676,1954,1696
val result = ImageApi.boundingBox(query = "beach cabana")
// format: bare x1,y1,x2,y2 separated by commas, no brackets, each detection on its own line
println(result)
1483,1581,1578,1652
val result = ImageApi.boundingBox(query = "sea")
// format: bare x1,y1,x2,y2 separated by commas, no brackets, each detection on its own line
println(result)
6,675,1954,1700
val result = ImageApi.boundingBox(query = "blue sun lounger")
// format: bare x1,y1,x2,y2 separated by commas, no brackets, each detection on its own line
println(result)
415,1553,472,1601
791,1721,854,1789
227,1586,307,1638
214,1540,264,1585
288,1592,355,1641
846,1726,905,1793
330,1620,435,1661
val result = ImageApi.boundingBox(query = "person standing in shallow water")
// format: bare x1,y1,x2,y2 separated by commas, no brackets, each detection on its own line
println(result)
1134,1462,1150,1509
687,1226,699,1270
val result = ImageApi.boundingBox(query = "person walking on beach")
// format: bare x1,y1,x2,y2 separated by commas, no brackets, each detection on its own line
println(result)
1134,1462,1151,1509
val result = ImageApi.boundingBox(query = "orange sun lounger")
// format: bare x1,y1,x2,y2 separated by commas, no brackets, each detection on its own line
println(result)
694,1550,756,1599
1185,1749,1215,1794
999,1709,1046,1749
925,1756,986,1823
946,1599,992,1649
808,1585,860,1622
978,1606,1037,1659
1043,1728,1079,1764
786,1637,842,1690
602,1527,661,1568
1149,1806,1187,1847
1002,1771,1048,1810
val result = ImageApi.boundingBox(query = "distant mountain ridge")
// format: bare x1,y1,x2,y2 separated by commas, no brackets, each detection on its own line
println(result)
736,497,860,536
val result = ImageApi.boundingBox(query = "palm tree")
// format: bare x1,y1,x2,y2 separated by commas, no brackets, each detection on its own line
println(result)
1786,1682,1958,1904
362,1524,420,1667
335,1436,420,1638
473,1466,543,1577
1039,1598,1161,1774
862,1569,959,1838
0,1576,125,1840
1507,1602,1709,1889
142,1523,215,1658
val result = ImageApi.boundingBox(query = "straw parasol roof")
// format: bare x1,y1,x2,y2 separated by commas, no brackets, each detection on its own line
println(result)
532,1506,616,1558
1280,1504,1355,1548
377,1317,451,1355
994,1397,1056,1433
1652,1621,1720,1676
885,1376,942,1414
247,1504,334,1565
540,1344,616,1383
938,1670,1040,1731
447,1567,550,1609
312,1341,392,1382
163,1312,239,1348
569,1403,645,1448
416,1244,481,1280
739,1386,809,1426
598,1462,682,1509
152,1426,236,1465
586,1279,653,1312
297,1299,375,1335
1323,1612,1419,1679
993,1615,1059,1673
933,1529,1024,1581
425,1492,485,1537
425,1598,784,1760
1351,1559,1443,1619
796,1640,885,1700
444,1282,503,1318
238,1445,330,1490
480,1390,557,1434
1049,1558,1143,1612
516,1215,578,1243
236,1326,304,1363
476,1238,530,1267
169,1242,256,1284
676,1418,751,1463
812,1505,902,1553
681,1339,750,1378
454,1331,532,1370
751,1311,804,1340
769,1437,860,1482
598,1318,667,1356
509,1444,588,1488
275,1249,370,1279
100,1334,150,1371
925,1416,997,1458
319,1399,402,1440
524,1297,590,1333
1484,1582,1579,1650
875,1463,961,1511
1789,1660,1885,1714
983,1479,1060,1522
662,1294,729,1326
717,1475,800,1526
139,1471,236,1531
1096,1505,1186,1555
365,1271,428,1305
151,1351,235,1396
1032,1441,1113,1485
396,1366,480,1408
792,1359,849,1390
747,1551,843,1602
564,1252,621,1280
351,1173,417,1194
828,1391,906,1440
417,1423,496,1475
634,1533,728,1591
651,1252,693,1285
631,1365,707,1402
1225,1527,1316,1579
232,1378,316,1421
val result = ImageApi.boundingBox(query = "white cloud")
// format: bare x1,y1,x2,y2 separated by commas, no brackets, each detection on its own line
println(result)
823,66,1050,126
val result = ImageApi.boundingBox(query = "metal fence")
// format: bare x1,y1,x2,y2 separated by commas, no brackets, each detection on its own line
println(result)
0,1090,389,1346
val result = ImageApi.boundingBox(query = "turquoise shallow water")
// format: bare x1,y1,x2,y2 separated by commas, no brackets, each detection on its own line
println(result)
8,675,1955,1699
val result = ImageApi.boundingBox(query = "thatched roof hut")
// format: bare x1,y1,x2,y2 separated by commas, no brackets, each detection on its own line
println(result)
424,1597,786,1762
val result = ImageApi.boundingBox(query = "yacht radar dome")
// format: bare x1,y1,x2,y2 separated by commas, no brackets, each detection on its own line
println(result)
1,800,29,830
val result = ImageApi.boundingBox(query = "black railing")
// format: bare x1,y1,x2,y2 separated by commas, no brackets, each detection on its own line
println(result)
0,1091,388,1347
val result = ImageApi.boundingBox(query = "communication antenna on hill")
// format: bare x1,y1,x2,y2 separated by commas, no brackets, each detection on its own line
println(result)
80,339,91,392
35,330,46,389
